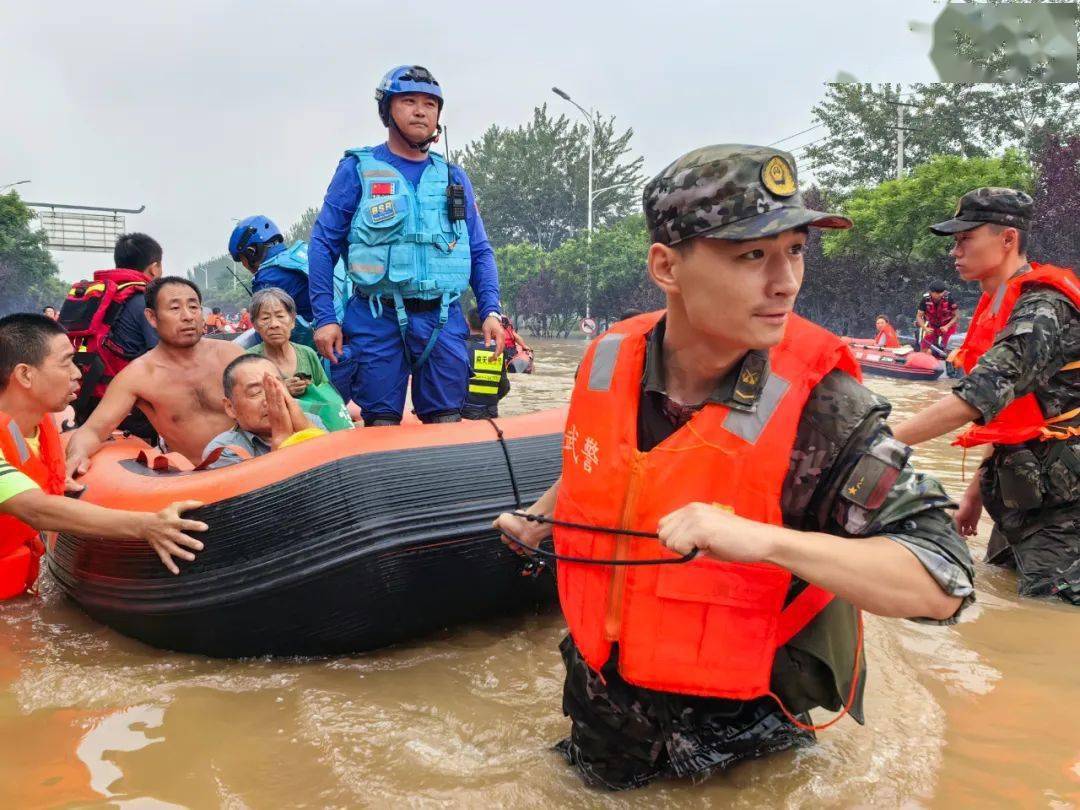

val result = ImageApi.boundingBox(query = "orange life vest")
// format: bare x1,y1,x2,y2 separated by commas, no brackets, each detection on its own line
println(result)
554,311,862,700
952,263,1080,448
875,324,900,348
0,413,66,599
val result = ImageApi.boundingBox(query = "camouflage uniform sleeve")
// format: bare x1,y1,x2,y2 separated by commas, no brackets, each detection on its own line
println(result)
953,288,1076,423
783,371,975,624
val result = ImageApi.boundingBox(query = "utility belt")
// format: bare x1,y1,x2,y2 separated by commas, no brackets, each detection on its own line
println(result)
990,436,1080,513
356,293,442,314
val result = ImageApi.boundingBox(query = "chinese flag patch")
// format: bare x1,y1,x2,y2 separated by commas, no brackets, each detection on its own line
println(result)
371,182,395,196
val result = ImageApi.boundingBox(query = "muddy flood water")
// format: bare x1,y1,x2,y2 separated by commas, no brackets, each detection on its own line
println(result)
2,336,1078,808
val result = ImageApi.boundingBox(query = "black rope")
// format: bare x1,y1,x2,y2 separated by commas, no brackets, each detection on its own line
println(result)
483,418,697,568
512,510,661,540
485,417,523,509
501,527,696,566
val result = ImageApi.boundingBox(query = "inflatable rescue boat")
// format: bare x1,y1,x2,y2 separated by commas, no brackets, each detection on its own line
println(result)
49,411,563,658
844,339,944,381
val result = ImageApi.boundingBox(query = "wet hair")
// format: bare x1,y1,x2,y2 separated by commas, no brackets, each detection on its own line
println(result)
0,313,67,392
114,232,163,273
212,307,222,315
620,308,644,321
987,223,1028,254
250,287,297,321
467,307,483,331
42,305,56,314
145,276,202,312
876,314,891,324
221,354,276,399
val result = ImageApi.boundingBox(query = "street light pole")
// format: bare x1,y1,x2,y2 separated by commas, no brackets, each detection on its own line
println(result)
553,87,596,321
0,180,30,192
591,182,632,203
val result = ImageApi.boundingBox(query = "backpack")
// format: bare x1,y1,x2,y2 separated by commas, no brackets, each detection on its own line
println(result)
58,269,149,424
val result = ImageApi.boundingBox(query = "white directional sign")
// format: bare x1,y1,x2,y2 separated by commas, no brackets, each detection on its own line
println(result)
36,210,126,252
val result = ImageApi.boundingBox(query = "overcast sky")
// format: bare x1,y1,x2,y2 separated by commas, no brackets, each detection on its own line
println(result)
1,0,944,284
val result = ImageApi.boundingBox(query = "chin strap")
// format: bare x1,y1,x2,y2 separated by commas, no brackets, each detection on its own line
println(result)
390,115,442,152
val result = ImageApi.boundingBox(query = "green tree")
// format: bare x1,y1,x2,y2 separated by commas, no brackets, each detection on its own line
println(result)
286,207,319,243
189,255,251,312
0,192,66,316
496,215,662,336
552,214,659,322
795,150,1034,337
494,241,547,320
803,82,1078,191
823,150,1033,263
459,104,644,249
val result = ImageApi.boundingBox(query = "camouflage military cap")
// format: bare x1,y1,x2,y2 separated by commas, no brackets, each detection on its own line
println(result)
642,144,852,245
930,187,1034,235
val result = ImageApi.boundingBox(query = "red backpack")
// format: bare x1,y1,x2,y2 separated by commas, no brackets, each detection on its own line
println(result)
58,269,149,423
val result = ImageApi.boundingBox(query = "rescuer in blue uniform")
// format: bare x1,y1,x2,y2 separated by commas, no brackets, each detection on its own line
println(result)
308,65,504,426
229,215,314,323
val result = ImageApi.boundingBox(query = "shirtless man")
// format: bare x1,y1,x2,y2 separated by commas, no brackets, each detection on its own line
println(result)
65,277,244,474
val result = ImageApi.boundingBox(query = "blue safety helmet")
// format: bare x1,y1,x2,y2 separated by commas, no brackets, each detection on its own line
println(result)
229,215,283,262
375,65,443,128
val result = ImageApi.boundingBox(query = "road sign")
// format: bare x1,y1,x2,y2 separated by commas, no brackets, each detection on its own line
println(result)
580,317,597,335
36,210,126,253
27,201,145,253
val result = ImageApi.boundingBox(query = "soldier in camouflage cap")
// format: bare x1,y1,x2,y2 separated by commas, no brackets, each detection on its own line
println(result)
494,143,974,790
643,144,851,245
895,186,1080,605
929,187,1034,235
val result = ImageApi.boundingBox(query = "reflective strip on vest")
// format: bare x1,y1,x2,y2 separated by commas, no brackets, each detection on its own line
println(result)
362,169,398,178
6,422,29,464
587,333,626,392
722,373,790,445
469,375,502,395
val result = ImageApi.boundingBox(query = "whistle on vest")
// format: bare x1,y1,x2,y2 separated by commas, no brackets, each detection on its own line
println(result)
447,183,467,224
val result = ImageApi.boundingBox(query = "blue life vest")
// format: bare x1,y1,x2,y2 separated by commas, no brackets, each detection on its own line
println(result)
344,147,471,369
258,241,352,324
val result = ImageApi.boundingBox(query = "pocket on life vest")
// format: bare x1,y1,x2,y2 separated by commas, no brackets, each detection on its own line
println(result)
347,243,389,287
656,559,789,608
358,195,408,239
387,244,419,285
649,561,789,694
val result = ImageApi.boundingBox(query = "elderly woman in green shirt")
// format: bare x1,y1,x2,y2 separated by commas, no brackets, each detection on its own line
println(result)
248,288,328,396
247,288,353,431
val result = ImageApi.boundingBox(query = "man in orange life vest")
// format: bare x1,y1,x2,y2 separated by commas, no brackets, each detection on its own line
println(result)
495,145,974,789
0,314,209,594
894,188,1080,604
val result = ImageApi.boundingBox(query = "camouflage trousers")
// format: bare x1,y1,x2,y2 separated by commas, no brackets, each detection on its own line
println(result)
555,636,814,791
980,441,1080,605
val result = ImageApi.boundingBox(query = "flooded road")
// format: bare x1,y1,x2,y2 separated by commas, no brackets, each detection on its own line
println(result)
2,337,1078,808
